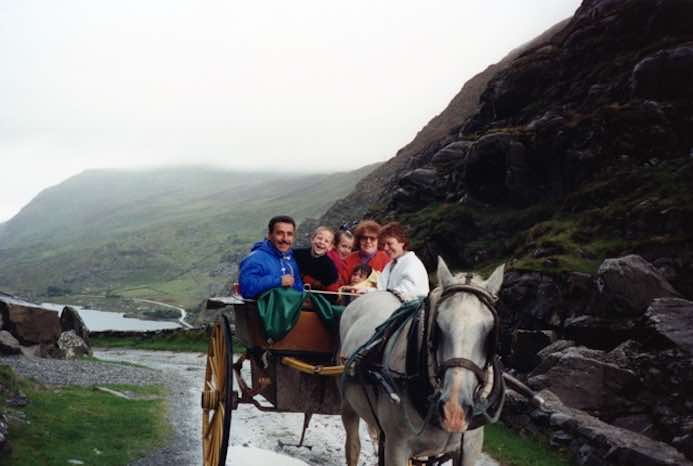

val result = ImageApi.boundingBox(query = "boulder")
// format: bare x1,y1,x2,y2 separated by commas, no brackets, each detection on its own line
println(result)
632,45,693,101
0,330,21,355
529,346,639,416
644,298,693,355
499,271,564,329
57,330,91,359
503,389,693,466
463,133,529,204
563,315,642,350
509,329,556,372
430,141,471,168
60,306,90,345
537,339,575,362
596,255,680,316
0,300,61,346
393,168,443,207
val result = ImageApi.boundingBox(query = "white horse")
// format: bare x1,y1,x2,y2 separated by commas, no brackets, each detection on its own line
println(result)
339,258,505,466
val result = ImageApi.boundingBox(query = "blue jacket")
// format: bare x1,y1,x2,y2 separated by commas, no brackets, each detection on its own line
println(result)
238,240,304,299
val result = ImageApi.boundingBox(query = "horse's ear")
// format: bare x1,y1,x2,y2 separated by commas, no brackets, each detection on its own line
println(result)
484,263,505,296
437,256,454,288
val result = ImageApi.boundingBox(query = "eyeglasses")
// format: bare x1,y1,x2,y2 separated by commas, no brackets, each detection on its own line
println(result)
361,235,378,242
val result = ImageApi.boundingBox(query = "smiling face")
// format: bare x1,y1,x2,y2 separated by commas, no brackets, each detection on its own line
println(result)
268,221,295,254
310,228,334,257
382,236,405,260
359,232,378,255
336,236,354,259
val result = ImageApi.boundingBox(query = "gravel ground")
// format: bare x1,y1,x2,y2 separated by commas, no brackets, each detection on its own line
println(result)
0,353,165,386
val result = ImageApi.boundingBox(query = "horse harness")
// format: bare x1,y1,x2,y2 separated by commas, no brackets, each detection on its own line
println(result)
346,276,506,466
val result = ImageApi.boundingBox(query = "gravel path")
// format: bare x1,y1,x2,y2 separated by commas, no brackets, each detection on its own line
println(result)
0,353,165,386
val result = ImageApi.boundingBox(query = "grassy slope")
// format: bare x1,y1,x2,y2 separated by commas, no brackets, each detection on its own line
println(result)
400,158,693,280
0,164,377,307
485,423,575,466
1,366,168,466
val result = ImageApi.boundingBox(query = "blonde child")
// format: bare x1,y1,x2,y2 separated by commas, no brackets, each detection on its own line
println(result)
294,226,338,290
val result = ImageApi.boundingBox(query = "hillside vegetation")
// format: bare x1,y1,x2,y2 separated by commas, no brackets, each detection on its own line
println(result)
0,164,377,307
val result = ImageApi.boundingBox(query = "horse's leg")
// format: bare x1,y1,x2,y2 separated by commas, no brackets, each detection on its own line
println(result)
341,401,361,466
384,439,411,466
460,427,484,466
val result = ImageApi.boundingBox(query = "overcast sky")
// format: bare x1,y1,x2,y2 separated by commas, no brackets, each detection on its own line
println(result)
0,0,581,222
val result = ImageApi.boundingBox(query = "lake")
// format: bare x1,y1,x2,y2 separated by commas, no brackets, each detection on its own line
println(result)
42,303,181,332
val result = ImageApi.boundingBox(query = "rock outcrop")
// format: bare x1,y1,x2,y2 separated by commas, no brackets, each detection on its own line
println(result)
497,255,693,463
57,330,91,360
60,305,90,345
316,17,572,229
0,330,21,355
0,295,92,359
503,389,693,466
0,298,61,346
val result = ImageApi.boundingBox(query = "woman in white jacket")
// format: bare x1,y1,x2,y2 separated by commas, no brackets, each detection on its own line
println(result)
376,222,430,302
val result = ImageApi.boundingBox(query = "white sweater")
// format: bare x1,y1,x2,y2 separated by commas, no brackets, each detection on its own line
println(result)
376,251,430,301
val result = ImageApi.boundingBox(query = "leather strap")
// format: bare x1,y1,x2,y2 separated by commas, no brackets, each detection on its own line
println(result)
437,357,487,384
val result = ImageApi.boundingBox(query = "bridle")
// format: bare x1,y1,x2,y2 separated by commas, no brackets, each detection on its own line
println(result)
423,275,505,429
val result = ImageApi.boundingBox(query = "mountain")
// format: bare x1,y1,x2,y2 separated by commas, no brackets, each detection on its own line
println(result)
370,0,693,296
317,17,571,229
0,164,378,306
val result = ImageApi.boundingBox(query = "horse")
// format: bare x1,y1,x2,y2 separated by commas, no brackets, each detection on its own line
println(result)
339,257,505,466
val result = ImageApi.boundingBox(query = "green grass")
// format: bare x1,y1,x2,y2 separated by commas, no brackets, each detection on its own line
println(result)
90,327,250,354
485,423,576,466
91,330,210,353
3,378,169,466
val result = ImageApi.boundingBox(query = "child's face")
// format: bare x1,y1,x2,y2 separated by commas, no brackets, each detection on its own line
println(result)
336,237,354,259
351,271,367,285
311,230,334,256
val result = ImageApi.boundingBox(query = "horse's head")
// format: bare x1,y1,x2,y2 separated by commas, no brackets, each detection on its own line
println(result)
430,257,505,433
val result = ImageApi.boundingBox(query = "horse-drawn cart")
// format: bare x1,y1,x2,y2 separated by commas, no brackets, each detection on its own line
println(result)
201,294,345,466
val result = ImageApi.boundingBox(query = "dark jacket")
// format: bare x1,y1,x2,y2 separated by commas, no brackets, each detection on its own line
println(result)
294,248,338,288
239,240,304,299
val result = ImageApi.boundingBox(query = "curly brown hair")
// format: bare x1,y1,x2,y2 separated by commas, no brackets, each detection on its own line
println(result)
379,222,410,250
353,220,382,250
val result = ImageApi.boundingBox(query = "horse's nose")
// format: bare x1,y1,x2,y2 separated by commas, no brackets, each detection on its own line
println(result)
438,396,472,433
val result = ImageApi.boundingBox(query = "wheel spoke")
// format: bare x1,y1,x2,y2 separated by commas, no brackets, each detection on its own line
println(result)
205,409,218,439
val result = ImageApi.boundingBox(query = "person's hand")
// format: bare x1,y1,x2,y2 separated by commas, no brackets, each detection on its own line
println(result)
281,274,295,287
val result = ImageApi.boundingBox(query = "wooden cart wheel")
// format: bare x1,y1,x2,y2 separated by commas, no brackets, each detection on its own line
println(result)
202,315,235,466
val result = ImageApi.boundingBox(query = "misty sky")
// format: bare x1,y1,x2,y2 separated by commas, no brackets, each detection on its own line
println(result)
0,0,581,222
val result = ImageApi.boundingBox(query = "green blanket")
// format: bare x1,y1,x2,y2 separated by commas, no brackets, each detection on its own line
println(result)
255,288,345,343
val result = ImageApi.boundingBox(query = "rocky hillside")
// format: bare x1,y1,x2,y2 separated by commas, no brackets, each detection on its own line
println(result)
317,17,570,229
371,0,693,294
321,0,693,464
0,164,378,307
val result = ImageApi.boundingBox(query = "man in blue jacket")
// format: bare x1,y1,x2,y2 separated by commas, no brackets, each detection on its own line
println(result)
239,215,304,299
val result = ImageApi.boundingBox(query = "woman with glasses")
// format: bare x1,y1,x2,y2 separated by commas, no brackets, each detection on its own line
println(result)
340,220,390,286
